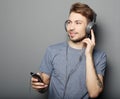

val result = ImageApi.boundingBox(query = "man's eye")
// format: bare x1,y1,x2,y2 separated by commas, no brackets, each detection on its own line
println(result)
76,22,81,24
67,21,71,24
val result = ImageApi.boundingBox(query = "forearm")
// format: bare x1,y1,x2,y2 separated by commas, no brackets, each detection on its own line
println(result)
86,54,103,98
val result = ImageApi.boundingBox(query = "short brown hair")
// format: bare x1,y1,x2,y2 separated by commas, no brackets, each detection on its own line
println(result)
69,2,95,22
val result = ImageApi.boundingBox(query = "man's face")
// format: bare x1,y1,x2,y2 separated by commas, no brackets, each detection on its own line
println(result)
66,12,88,43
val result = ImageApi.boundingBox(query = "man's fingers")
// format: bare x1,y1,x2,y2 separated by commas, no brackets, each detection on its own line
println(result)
32,85,48,89
82,38,91,45
36,72,40,76
32,82,45,86
31,77,38,82
32,82,48,89
91,29,95,43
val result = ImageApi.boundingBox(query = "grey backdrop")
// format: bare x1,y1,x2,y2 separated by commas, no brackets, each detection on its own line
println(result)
0,0,120,99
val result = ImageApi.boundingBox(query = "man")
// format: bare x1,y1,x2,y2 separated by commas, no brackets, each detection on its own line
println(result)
31,2,107,99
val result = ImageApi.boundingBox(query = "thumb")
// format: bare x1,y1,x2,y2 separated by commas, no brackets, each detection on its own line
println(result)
36,72,41,76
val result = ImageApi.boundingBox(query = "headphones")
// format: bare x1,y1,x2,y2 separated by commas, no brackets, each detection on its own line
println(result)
64,12,97,39
86,12,97,38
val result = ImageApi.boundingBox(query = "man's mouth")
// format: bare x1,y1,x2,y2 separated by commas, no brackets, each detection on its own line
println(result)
69,32,77,37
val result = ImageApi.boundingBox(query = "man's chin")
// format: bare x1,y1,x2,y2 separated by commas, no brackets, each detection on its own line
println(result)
70,36,86,43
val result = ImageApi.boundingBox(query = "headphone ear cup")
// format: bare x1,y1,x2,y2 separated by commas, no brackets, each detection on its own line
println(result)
64,21,68,32
86,21,95,39
86,21,94,34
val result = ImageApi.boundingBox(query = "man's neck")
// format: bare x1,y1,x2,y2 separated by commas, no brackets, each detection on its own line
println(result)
68,40,86,50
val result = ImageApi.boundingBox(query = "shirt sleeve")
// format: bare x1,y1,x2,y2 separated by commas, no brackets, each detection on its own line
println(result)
95,52,107,76
39,47,53,76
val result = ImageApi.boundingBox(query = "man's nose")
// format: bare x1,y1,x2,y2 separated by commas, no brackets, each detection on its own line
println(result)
69,23,75,31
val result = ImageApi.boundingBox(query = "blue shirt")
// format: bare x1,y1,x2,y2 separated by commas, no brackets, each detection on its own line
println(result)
40,42,107,99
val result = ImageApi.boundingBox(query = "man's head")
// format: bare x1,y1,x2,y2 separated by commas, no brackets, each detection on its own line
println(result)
66,2,95,43
69,2,95,23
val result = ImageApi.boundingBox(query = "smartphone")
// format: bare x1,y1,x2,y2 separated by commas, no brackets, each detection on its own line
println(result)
30,72,48,93
30,72,43,82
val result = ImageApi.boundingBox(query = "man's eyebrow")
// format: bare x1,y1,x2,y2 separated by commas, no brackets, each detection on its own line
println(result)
75,20,83,22
67,19,83,22
67,20,71,22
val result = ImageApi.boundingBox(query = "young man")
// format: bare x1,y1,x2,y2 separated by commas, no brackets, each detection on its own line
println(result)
31,2,107,99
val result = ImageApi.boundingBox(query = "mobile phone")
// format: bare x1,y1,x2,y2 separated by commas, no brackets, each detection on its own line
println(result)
30,72,48,93
30,72,43,82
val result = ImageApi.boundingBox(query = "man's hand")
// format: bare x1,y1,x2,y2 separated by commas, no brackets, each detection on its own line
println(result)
82,29,95,55
31,73,48,91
